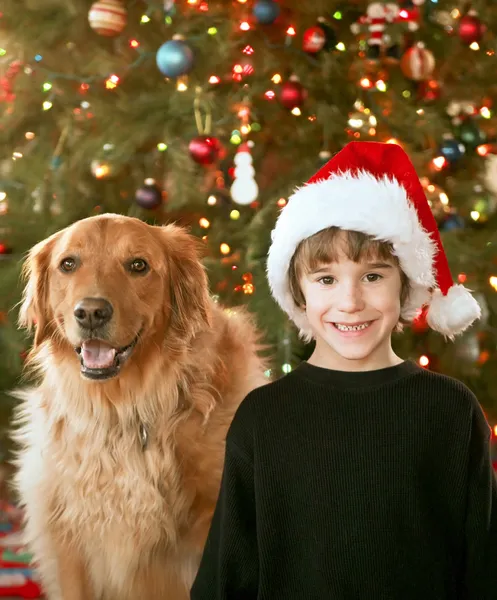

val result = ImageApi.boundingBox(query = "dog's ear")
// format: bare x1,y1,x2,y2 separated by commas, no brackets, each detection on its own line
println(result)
19,234,58,348
159,225,212,340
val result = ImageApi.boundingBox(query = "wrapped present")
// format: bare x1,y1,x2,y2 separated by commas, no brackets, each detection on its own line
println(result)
0,505,43,598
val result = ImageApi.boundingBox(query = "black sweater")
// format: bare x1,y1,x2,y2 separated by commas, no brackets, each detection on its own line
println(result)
190,360,497,600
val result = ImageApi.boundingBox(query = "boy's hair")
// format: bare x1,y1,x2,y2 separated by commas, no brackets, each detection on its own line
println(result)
288,227,410,328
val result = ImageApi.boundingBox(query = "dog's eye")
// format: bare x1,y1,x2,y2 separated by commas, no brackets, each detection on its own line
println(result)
129,259,149,274
59,257,77,273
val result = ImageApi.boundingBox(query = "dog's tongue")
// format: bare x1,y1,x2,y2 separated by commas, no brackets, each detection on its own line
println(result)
81,340,116,369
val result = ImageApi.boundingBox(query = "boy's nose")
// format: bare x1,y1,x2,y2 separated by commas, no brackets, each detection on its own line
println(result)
336,285,365,313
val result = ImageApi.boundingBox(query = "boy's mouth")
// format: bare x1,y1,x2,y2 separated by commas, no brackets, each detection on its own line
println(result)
332,321,372,332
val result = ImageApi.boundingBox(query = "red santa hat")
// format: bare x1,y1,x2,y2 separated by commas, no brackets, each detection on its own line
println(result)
267,141,481,341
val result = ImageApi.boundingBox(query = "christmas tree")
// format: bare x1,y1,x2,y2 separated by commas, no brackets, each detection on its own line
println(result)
0,0,497,436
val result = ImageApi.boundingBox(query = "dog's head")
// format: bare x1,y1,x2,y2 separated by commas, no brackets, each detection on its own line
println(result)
19,214,211,381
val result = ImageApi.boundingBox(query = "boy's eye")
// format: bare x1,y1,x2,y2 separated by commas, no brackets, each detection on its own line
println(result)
364,273,382,283
318,276,335,285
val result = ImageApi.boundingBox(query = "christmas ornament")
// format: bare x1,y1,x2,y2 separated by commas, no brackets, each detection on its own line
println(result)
156,36,194,78
188,135,222,166
440,210,465,231
230,142,258,206
351,2,414,62
88,0,127,37
439,137,465,164
279,76,307,110
458,11,485,45
456,120,486,150
418,79,442,102
400,43,435,81
252,0,280,25
302,26,326,54
135,178,163,209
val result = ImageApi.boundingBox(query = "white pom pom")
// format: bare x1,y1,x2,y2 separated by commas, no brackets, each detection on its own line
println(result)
426,285,482,339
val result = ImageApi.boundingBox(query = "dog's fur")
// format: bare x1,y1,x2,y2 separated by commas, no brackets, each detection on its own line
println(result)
12,214,267,600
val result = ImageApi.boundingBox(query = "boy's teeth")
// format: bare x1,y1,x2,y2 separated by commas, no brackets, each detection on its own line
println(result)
335,322,370,331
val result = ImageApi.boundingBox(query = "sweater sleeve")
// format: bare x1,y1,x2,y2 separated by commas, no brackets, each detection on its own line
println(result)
463,401,497,599
190,401,259,600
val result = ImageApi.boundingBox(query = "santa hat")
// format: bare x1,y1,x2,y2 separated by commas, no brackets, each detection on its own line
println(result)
267,141,481,341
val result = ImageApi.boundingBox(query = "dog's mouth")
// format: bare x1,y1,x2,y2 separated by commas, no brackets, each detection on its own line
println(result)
75,334,140,381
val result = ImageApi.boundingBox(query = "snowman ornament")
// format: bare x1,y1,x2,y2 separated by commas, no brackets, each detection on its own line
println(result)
230,141,259,206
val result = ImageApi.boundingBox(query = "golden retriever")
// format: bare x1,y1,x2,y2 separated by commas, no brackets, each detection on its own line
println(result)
12,214,267,600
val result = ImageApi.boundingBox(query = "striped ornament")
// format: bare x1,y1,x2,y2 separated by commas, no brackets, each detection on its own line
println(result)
400,43,435,81
88,0,127,37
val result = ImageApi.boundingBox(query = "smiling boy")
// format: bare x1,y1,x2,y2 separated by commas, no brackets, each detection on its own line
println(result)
191,142,497,599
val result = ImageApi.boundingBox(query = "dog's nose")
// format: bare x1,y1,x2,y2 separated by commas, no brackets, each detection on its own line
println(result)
74,298,113,330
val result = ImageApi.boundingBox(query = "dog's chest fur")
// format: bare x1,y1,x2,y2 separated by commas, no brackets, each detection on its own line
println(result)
48,409,189,554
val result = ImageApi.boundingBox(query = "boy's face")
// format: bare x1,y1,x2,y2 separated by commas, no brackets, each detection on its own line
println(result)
300,250,402,371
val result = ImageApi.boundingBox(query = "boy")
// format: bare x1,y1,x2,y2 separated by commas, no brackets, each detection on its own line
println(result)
191,142,497,599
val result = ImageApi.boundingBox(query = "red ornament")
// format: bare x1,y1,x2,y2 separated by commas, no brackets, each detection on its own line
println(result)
188,135,223,165
302,26,326,53
400,43,435,81
458,12,485,45
418,79,442,102
279,78,307,110
0,243,10,255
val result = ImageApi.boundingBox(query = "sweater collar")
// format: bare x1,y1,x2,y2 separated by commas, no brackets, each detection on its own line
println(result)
294,360,421,389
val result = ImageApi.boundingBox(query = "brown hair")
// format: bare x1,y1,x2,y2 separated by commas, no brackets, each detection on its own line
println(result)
288,227,410,325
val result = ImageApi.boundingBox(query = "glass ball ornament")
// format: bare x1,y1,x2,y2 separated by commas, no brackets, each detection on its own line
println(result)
302,26,326,54
279,78,307,110
88,0,127,37
135,178,163,209
458,12,485,45
400,43,435,81
439,137,465,164
252,0,280,25
156,37,194,78
456,120,486,150
439,210,465,231
418,79,442,103
188,135,223,166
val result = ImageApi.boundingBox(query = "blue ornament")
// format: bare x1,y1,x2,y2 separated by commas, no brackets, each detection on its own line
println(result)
252,0,280,25
439,138,465,163
441,213,465,231
156,39,194,78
